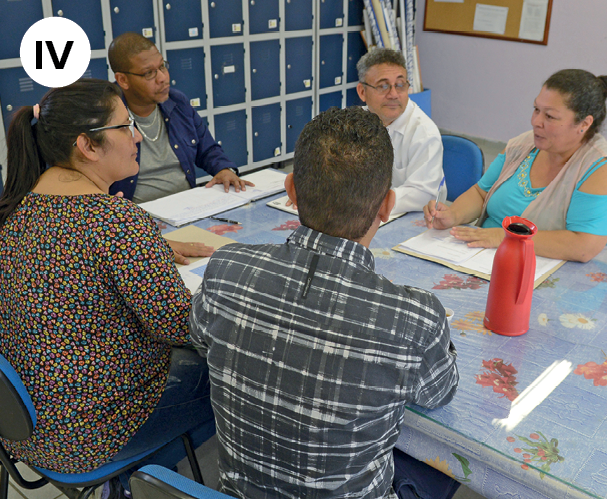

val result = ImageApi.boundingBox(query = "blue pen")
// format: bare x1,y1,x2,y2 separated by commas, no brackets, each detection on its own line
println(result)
430,176,446,226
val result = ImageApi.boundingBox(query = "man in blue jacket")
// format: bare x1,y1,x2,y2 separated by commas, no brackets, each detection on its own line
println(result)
108,32,253,203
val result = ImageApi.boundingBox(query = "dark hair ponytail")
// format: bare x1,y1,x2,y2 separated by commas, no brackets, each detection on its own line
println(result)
0,78,120,227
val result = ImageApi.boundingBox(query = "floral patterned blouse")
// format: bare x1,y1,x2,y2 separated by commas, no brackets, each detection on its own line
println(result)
0,193,191,473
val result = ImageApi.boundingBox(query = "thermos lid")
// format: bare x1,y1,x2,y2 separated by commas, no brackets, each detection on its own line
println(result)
502,216,537,236
507,222,532,235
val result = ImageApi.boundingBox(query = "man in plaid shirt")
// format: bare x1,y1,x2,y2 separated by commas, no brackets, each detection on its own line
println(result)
191,106,459,499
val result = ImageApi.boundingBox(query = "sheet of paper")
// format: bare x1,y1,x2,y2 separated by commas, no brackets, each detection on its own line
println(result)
140,169,287,226
267,195,407,227
518,0,549,41
178,258,210,293
473,4,508,35
398,228,484,265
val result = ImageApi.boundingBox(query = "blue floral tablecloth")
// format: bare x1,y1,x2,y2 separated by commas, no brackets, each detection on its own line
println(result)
160,191,607,499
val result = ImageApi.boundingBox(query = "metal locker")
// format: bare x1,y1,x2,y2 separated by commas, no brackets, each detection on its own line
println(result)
83,57,109,81
318,35,343,89
319,0,343,29
250,40,280,101
348,0,364,26
110,0,156,43
347,32,366,83
0,0,43,60
285,97,311,154
252,103,281,162
285,0,312,31
162,0,203,42
213,110,247,168
346,87,363,108
211,44,245,107
0,67,47,133
52,0,106,50
208,0,243,38
319,91,342,113
285,36,312,94
248,0,279,35
166,47,207,110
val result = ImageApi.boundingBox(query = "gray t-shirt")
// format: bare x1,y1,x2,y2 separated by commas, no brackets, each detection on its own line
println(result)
132,106,190,204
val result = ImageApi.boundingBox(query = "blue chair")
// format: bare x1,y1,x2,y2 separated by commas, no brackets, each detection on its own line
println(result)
130,465,235,499
0,353,206,499
441,135,484,202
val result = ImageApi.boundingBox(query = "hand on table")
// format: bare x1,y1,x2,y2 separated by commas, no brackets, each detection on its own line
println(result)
166,239,215,265
450,227,504,248
285,198,298,210
206,169,255,193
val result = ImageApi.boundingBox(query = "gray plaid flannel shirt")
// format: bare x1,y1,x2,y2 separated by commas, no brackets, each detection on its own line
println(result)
191,225,459,499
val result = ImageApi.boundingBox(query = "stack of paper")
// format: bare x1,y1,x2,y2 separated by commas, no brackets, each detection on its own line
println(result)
394,228,565,287
141,169,287,226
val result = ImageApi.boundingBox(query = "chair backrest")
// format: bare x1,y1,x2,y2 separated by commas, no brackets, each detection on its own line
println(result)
0,354,36,441
441,135,484,202
130,465,234,499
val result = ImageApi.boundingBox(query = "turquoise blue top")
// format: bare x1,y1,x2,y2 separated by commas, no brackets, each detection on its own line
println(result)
477,149,607,235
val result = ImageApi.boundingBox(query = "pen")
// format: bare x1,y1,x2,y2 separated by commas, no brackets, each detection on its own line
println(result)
208,216,241,225
430,176,446,227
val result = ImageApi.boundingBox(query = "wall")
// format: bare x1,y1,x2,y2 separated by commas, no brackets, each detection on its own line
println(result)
416,0,607,143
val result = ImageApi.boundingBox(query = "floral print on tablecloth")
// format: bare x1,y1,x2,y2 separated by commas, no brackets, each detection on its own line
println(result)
433,273,486,290
506,432,565,478
574,351,607,387
475,358,519,401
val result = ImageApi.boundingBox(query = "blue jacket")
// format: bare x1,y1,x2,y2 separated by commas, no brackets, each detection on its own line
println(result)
110,88,237,199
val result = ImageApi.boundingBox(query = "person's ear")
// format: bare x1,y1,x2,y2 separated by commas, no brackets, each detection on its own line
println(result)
115,72,129,91
580,115,594,134
74,134,101,162
285,173,298,206
378,189,396,223
357,82,367,103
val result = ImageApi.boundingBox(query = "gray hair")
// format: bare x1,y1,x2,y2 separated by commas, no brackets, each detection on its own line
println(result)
356,48,407,82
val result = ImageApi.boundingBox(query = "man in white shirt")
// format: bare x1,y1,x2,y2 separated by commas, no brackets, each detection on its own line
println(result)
357,48,445,215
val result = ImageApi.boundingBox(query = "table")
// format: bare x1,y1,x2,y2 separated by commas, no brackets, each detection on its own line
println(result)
160,192,607,499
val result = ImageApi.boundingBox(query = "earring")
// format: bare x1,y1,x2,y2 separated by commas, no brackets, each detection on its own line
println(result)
581,129,585,133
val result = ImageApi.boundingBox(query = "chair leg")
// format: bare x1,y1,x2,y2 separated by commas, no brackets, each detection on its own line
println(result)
180,433,204,485
77,484,100,499
0,465,9,499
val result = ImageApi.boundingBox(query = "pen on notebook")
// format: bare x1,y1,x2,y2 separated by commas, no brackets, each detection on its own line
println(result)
430,176,446,227
208,216,241,225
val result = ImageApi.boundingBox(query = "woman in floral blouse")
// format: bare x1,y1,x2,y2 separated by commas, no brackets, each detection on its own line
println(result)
0,79,213,475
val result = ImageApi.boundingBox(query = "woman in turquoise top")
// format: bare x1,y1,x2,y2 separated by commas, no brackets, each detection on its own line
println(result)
424,69,607,262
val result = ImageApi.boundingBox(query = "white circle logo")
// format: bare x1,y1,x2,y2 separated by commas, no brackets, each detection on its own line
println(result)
20,17,91,88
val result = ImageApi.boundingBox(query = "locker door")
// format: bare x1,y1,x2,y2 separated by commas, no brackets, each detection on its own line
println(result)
166,47,207,110
348,0,364,26
252,103,281,162
208,0,243,38
83,58,109,81
285,37,312,95
110,0,156,43
285,97,312,154
346,87,363,108
249,0,279,35
0,67,47,133
319,35,343,89
319,91,342,113
0,0,43,60
211,44,245,107
347,32,366,83
52,0,106,50
250,40,280,101
213,110,247,168
285,0,312,31
162,0,203,42
319,0,343,29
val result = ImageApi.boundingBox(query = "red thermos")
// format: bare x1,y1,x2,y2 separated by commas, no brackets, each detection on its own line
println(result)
484,216,537,336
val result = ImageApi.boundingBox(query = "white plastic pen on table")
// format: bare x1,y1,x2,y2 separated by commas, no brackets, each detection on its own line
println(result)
430,176,446,227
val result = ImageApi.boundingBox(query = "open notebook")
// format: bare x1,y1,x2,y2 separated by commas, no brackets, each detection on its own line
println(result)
141,169,287,226
267,195,407,226
394,228,566,288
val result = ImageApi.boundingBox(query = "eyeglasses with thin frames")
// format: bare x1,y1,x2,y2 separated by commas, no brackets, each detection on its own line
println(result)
73,119,136,146
360,80,410,95
120,61,170,81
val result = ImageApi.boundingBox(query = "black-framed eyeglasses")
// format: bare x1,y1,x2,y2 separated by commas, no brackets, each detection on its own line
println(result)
73,119,136,146
120,61,170,81
361,80,410,95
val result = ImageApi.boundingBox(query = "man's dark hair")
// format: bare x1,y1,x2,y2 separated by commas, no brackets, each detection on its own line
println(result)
108,32,157,73
544,69,607,142
293,107,393,240
357,48,407,82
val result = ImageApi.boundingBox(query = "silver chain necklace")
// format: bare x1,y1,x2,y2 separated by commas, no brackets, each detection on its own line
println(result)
128,106,162,142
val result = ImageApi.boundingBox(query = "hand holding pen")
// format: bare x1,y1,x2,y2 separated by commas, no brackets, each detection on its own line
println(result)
423,176,450,229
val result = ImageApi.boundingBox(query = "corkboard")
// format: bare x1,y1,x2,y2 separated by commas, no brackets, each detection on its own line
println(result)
423,0,553,45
